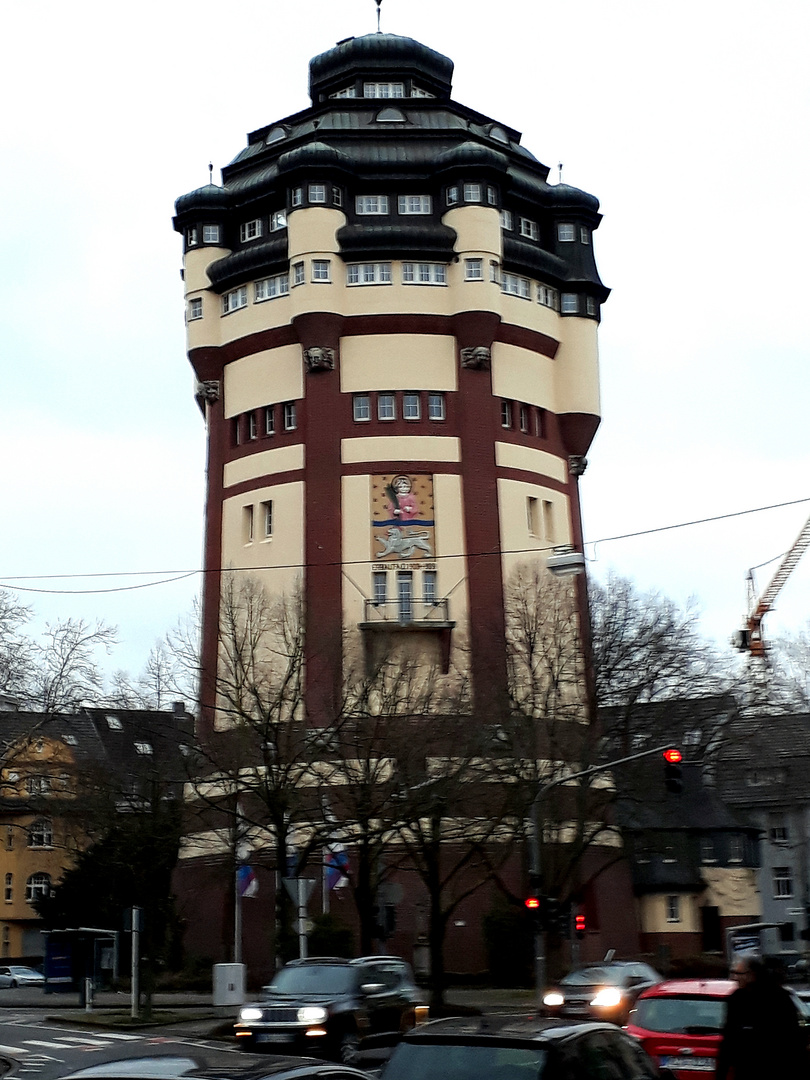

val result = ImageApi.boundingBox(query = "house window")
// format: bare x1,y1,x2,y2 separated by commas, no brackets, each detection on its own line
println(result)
332,188,342,207
489,260,500,283
25,873,51,904
188,298,203,320
465,258,483,280
580,225,590,244
501,272,530,299
372,571,387,606
246,413,257,440
557,222,576,242
283,402,297,431
428,393,445,421
222,286,248,314
501,400,512,428
774,866,793,898
728,836,744,863
446,186,459,206
291,187,303,207
535,409,545,438
499,209,513,230
255,273,289,301
4,874,11,903
312,260,331,282
487,185,498,206
265,406,275,436
355,195,389,215
519,217,539,240
243,505,254,544
363,81,405,98
663,846,677,864
29,819,53,849
401,262,446,285
186,227,198,247
538,284,559,309
262,501,273,539
527,497,540,538
308,184,327,203
666,895,680,923
519,405,529,433
463,182,482,202
423,570,437,607
561,293,579,314
403,393,420,420
347,262,392,285
769,817,789,843
378,394,396,421
293,262,305,286
701,838,716,863
353,395,371,422
398,195,432,215
270,210,287,231
239,219,262,243
203,224,220,244
397,571,413,622
586,297,597,316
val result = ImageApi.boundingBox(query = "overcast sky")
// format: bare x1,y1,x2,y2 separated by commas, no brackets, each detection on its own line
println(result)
1,0,808,683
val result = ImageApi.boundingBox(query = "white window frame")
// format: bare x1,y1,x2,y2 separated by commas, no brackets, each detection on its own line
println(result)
308,184,327,203
239,219,262,243
774,866,793,898
580,225,590,244
248,413,258,440
501,400,512,428
255,273,289,302
557,222,576,242
293,262,305,287
244,505,254,545
363,81,404,98
270,210,287,231
446,186,459,206
398,195,432,215
291,187,303,208
465,258,484,281
135,741,153,755
519,217,539,240
202,224,220,244
222,286,248,315
378,394,396,421
28,819,53,849
372,571,387,606
403,393,420,420
311,259,331,282
501,272,530,299
666,895,681,923
186,227,198,247
188,297,203,321
586,297,597,316
332,187,342,207
397,571,414,622
487,185,498,206
728,836,744,863
538,284,559,309
355,195,389,215
499,209,513,230
347,262,392,285
283,402,297,431
25,873,50,904
423,569,437,606
262,501,273,539
463,182,482,202
428,393,445,421
353,395,371,422
561,292,579,314
402,262,447,285
265,406,275,436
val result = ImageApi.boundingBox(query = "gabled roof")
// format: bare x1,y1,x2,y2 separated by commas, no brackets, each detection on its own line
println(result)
716,711,810,806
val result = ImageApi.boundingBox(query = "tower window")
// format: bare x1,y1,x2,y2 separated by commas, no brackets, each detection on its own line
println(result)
347,262,391,285
519,406,529,433
557,222,576,242
270,210,287,231
312,260,331,282
239,219,262,243
255,273,289,301
202,224,220,244
501,400,513,428
248,413,258,440
332,187,342,207
538,284,559,310
501,273,530,299
244,505,254,544
222,286,248,314
666,895,681,923
291,187,303,207
372,571,387,606
186,227,198,247
446,186,459,206
25,873,51,904
355,195,389,215
262,501,273,539
428,393,445,421
774,866,793,898
293,262,305,286
561,293,579,314
499,209,513,230
586,297,597,316
398,195,432,215
283,402,297,431
519,217,539,240
378,394,396,421
487,185,498,206
403,393,420,420
363,81,404,98
353,395,371,422
465,259,483,280
580,226,590,244
402,263,446,285
265,406,275,436
308,184,326,203
463,183,482,202
4,873,11,903
188,298,203,321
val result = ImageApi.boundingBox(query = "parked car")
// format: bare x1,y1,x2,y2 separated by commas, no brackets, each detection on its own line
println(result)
0,965,45,987
626,979,734,1078
380,1015,678,1079
234,956,427,1063
55,1054,369,1080
542,961,663,1025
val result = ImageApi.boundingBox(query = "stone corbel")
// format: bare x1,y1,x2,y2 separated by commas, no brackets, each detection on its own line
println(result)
460,346,491,370
304,346,335,373
195,380,221,403
568,455,588,477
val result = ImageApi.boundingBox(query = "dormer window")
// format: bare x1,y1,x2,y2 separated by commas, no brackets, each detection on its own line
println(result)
106,715,123,730
363,82,404,98
376,107,406,123
203,224,221,244
135,741,153,755
356,195,389,215
265,126,288,144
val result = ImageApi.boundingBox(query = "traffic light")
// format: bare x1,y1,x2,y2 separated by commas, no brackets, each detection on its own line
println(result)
575,913,586,939
524,895,542,928
663,747,683,794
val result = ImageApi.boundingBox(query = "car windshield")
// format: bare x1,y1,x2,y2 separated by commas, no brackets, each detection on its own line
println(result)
384,1042,547,1080
9,967,39,975
634,995,727,1034
266,965,359,996
561,966,625,986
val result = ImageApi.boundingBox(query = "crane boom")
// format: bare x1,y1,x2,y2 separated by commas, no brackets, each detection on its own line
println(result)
737,514,810,657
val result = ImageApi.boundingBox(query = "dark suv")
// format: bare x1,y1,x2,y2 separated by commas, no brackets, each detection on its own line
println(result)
234,956,427,1063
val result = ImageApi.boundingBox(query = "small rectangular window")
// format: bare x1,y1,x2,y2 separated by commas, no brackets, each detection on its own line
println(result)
255,273,289,301
186,227,198,247
428,393,445,421
774,866,793,898
423,569,437,608
463,182,482,202
561,293,579,314
519,217,539,240
398,195,432,215
372,571,387,606
519,405,529,433
202,224,220,244
586,297,597,316
446,186,459,206
402,263,446,285
262,500,273,539
489,260,500,283
580,225,590,244
728,836,744,863
308,184,327,203
363,81,404,98
542,500,554,541
465,258,483,280
188,297,203,321
312,259,331,282
248,413,258,440
501,400,512,428
291,187,303,207
355,195,389,215
486,185,498,206
283,402,297,431
353,394,371,421
701,838,716,863
398,571,413,622
666,895,680,923
293,262,305,286
527,497,540,537
557,222,576,242
222,286,248,314
265,406,275,435
244,505,254,544
270,210,287,231
501,273,530,299
378,393,396,420
403,393,420,420
347,262,391,285
770,817,789,843
240,219,262,243
499,209,513,230
535,409,545,438
538,284,559,310
332,187,342,207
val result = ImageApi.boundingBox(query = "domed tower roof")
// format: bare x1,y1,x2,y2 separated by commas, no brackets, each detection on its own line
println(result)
309,33,454,102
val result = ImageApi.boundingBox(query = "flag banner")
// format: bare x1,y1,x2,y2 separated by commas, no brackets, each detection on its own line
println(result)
237,864,258,898
324,846,349,891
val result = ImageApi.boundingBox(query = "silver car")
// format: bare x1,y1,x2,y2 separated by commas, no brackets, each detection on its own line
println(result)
0,965,45,987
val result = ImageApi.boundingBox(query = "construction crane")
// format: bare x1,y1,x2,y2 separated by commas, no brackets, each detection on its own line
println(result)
733,513,810,658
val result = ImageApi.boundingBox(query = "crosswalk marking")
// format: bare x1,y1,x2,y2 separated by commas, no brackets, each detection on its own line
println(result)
59,1036,114,1045
23,1040,72,1049
0,1043,29,1054
95,1032,142,1040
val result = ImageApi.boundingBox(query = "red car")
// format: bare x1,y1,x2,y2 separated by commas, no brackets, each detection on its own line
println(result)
625,979,734,1077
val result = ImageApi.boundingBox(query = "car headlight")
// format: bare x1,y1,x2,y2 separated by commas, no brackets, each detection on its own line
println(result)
591,987,623,1008
543,992,565,1007
298,1006,328,1023
239,1007,264,1021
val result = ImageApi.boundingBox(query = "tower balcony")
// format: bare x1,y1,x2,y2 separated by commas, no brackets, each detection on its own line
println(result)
359,596,454,631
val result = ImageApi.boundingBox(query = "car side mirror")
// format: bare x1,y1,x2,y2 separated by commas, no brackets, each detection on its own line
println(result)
361,982,386,995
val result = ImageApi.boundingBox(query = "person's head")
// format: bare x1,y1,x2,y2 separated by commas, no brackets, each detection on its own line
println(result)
730,956,765,987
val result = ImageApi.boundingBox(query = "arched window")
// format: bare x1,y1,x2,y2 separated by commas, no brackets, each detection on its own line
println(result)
25,873,50,904
28,819,53,848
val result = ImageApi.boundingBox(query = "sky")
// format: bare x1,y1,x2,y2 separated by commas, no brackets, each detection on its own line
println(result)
1,0,808,684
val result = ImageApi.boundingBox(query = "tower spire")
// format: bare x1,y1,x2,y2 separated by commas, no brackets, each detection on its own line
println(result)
375,0,382,33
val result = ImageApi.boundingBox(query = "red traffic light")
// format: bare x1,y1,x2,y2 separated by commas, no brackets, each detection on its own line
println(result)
525,897,541,910
575,914,586,931
663,748,683,764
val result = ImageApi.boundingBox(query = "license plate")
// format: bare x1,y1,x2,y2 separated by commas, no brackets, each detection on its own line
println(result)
660,1057,714,1071
256,1033,296,1044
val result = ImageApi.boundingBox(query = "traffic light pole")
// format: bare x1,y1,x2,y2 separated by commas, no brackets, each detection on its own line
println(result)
530,742,680,1013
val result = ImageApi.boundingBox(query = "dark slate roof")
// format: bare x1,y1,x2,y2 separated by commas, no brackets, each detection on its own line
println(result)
715,711,810,807
614,762,756,832
309,34,454,102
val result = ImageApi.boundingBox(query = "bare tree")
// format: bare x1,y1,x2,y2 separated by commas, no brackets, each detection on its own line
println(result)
0,590,33,701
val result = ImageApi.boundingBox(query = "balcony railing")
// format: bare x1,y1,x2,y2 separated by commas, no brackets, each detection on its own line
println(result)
360,597,453,629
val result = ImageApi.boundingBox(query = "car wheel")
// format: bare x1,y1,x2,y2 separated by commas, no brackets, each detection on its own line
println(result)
10,981,16,989
339,1031,361,1065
